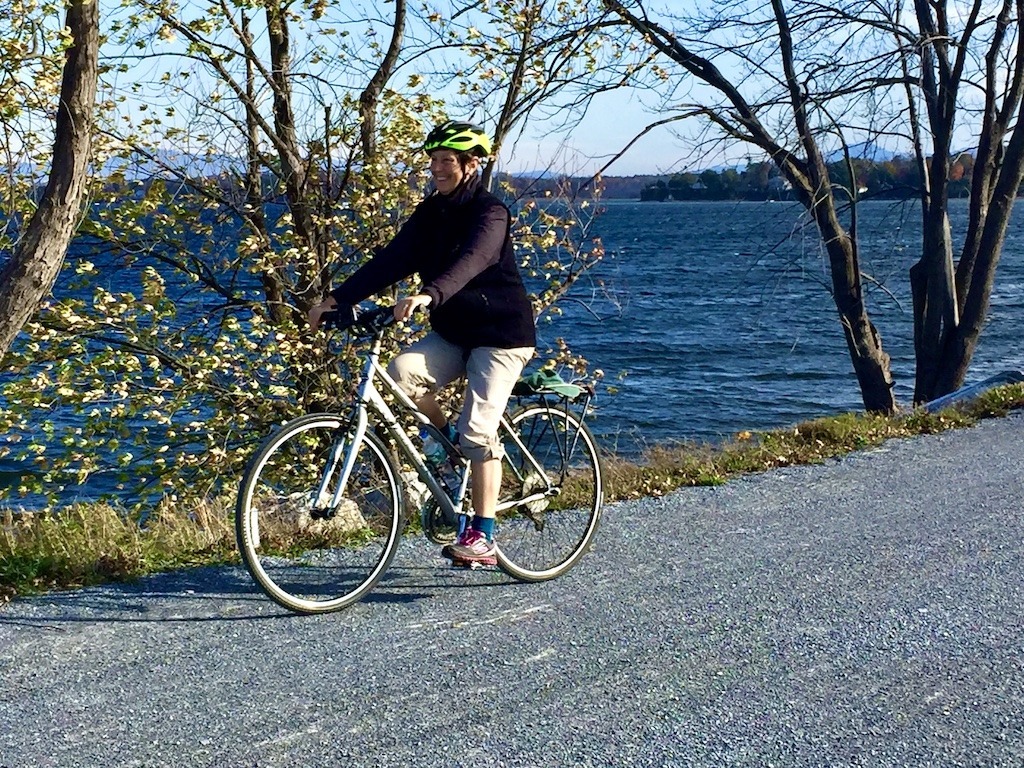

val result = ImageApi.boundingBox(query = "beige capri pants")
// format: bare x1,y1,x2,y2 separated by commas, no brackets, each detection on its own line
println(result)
387,332,534,463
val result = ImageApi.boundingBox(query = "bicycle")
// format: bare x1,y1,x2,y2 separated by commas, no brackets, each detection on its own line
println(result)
235,304,604,614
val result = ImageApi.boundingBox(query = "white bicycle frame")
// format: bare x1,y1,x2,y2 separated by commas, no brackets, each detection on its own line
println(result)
322,329,556,522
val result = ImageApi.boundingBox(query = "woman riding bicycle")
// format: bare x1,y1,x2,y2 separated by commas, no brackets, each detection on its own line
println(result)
308,120,536,567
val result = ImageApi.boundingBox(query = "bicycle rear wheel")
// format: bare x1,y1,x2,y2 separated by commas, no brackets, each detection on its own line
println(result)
495,404,603,581
235,413,403,614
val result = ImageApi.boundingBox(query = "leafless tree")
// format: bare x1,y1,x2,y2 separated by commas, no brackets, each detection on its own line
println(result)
606,0,1024,410
606,0,900,411
907,0,1024,402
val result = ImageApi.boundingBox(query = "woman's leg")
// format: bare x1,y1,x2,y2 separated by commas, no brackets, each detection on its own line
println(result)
416,393,447,429
445,346,533,562
469,456,502,522
387,332,465,428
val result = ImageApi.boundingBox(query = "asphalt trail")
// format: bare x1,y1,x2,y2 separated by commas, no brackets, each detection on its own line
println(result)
2,413,1023,767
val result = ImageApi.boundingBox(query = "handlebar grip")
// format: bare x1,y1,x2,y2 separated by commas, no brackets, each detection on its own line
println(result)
320,305,358,331
319,303,396,335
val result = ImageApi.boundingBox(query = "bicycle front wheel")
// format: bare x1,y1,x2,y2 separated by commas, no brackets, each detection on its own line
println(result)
495,404,603,582
235,413,404,614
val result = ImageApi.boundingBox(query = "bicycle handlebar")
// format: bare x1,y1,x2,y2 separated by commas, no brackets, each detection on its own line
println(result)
321,303,397,336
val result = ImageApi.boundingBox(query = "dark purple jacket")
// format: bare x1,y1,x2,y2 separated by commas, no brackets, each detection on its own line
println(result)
331,177,536,350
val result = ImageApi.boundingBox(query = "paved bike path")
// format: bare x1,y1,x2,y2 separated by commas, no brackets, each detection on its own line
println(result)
2,413,1023,767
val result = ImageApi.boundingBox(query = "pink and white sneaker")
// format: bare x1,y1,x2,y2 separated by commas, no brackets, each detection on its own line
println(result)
442,527,497,567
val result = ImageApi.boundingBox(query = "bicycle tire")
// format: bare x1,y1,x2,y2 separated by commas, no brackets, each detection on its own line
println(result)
494,404,603,582
235,413,404,614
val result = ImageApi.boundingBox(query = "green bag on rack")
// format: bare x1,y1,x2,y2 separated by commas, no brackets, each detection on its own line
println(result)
512,369,584,399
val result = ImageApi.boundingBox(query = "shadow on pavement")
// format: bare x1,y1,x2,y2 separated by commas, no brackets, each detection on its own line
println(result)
0,560,519,626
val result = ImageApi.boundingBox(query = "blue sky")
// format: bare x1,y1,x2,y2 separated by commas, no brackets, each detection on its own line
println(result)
83,0,976,180
497,87,713,178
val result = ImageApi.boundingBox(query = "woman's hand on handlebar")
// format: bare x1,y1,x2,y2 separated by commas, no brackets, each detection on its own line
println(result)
308,297,338,332
393,294,432,323
308,295,423,332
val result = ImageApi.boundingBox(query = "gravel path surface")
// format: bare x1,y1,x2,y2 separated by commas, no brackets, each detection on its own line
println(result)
2,413,1023,767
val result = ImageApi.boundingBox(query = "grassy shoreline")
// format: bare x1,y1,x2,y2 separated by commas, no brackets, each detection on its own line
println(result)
3,383,1023,605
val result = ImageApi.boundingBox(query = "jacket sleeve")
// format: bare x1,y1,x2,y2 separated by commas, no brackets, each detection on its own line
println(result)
329,207,423,306
421,200,509,307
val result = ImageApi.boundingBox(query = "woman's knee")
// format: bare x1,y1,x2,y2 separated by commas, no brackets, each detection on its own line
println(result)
457,431,505,463
387,354,430,400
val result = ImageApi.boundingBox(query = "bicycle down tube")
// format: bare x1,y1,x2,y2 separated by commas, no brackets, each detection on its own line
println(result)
331,336,468,523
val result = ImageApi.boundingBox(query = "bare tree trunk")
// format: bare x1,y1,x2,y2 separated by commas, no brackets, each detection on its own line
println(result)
934,127,1024,394
358,0,405,163
772,0,894,412
240,12,287,326
607,0,896,412
911,0,1024,402
907,0,959,403
909,194,958,403
811,198,896,413
0,0,99,361
264,2,320,313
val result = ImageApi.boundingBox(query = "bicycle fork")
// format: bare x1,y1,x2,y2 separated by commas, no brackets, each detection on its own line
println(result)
310,408,366,519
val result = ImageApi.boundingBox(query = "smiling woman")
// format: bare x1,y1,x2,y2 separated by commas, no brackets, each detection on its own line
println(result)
429,151,477,196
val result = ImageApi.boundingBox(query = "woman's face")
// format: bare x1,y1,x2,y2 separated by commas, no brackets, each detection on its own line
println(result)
429,149,479,195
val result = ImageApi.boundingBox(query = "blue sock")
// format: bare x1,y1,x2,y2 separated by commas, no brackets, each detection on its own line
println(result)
472,516,495,541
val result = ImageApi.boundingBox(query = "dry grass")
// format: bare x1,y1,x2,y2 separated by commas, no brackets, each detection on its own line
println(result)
0,496,237,603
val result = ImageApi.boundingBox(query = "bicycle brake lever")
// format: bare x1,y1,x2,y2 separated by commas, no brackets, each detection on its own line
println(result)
320,305,358,331
357,305,397,333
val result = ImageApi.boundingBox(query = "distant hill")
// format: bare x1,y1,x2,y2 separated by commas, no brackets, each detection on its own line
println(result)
87,152,657,199
824,141,900,164
83,147,981,202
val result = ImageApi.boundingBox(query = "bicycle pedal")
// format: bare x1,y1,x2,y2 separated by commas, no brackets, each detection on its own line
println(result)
449,558,489,570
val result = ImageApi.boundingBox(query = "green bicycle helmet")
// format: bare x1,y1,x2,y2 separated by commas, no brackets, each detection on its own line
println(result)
423,121,492,157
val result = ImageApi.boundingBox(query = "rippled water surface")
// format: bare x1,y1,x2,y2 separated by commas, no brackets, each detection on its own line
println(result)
541,199,1023,450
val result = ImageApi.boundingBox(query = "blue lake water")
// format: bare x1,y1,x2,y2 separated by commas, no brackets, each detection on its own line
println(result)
2,197,1022,503
542,198,1023,448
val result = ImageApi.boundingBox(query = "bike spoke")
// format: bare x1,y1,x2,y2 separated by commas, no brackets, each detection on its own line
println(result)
495,405,603,581
236,415,403,614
